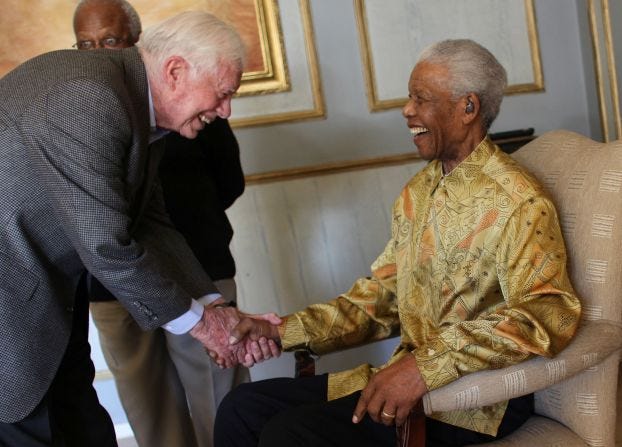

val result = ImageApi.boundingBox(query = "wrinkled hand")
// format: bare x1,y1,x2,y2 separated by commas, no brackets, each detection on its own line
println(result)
206,311,283,368
189,305,245,368
352,354,428,427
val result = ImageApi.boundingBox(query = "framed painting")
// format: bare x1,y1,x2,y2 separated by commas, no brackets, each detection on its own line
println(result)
354,0,544,111
0,0,289,96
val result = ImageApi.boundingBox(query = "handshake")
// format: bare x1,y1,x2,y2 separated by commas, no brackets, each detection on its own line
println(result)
189,300,283,368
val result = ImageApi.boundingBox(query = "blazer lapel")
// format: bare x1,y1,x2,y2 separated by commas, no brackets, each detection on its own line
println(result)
111,47,155,227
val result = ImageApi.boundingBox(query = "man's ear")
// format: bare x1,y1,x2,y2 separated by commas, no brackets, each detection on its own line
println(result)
461,93,480,125
162,55,189,90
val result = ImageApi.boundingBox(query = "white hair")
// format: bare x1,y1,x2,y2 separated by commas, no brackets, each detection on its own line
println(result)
137,11,245,78
74,0,142,41
418,39,507,130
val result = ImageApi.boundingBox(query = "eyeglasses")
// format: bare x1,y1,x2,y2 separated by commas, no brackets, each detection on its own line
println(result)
72,37,127,50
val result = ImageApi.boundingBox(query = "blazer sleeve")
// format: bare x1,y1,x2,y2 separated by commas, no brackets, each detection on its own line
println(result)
88,170,220,305
22,77,214,329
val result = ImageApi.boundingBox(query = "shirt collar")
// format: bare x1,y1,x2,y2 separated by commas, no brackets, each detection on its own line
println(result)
428,136,497,192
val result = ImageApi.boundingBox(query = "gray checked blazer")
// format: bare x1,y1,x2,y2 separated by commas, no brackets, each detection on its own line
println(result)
0,47,217,423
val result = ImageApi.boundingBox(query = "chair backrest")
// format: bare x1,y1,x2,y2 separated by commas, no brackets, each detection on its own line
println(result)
512,130,622,446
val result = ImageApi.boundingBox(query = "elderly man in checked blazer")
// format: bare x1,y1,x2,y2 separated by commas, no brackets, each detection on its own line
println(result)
0,11,278,447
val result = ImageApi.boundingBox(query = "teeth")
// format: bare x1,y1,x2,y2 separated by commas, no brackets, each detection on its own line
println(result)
410,127,429,136
199,115,211,124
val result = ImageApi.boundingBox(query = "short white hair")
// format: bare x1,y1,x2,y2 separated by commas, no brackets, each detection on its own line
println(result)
137,11,245,78
418,39,507,130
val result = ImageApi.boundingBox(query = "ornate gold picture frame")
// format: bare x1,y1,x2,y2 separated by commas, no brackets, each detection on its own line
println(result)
354,0,544,112
0,0,289,97
200,0,290,97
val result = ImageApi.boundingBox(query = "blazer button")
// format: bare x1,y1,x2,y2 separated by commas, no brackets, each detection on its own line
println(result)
66,306,74,312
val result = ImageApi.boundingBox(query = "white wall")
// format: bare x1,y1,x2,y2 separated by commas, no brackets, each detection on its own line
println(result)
229,161,427,381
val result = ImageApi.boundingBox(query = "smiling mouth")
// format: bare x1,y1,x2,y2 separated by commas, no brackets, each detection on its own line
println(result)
199,114,212,124
410,126,429,137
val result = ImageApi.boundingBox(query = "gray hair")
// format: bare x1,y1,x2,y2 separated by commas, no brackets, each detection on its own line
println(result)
74,0,142,41
137,11,245,78
418,39,507,130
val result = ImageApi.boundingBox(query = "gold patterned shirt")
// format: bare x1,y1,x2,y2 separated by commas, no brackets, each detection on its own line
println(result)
279,138,581,435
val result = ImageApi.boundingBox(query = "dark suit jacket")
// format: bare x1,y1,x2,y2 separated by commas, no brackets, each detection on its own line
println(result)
90,117,245,301
0,47,216,422
160,118,244,281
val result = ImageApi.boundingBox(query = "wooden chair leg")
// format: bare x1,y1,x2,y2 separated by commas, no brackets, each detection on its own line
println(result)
294,350,315,378
396,401,425,447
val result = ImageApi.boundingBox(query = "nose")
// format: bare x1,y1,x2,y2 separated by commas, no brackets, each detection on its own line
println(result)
402,99,415,118
216,97,232,119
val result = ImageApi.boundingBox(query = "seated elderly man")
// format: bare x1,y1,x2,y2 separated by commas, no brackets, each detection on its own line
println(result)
214,39,581,447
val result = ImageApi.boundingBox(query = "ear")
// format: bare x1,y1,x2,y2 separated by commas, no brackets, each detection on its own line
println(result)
460,93,480,125
162,55,190,91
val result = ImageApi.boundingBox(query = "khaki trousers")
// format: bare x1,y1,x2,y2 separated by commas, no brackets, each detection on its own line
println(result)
91,279,249,447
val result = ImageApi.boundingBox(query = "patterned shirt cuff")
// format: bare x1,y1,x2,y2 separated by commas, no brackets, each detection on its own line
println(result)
413,339,457,391
280,314,310,351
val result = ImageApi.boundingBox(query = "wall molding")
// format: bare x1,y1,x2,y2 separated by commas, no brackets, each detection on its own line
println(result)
588,0,621,142
245,152,422,184
244,135,532,184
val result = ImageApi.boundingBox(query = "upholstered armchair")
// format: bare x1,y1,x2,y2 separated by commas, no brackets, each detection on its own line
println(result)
420,130,622,446
294,130,621,446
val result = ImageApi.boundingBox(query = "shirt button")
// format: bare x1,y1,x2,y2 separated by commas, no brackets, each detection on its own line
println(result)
427,349,435,356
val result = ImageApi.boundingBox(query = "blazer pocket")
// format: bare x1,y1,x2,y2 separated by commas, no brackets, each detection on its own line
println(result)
0,252,39,301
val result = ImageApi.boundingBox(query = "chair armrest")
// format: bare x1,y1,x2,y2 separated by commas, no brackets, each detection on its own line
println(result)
422,320,622,415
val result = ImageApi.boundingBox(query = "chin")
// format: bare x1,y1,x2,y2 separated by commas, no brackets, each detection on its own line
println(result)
414,142,436,160
179,128,198,139
416,149,435,161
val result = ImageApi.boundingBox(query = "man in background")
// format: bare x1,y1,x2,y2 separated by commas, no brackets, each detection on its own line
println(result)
0,9,269,447
73,1,248,446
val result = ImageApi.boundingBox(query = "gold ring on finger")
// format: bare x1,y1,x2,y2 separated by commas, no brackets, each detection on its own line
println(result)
381,410,396,419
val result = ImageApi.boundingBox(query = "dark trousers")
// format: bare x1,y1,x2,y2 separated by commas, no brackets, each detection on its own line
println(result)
214,374,533,447
0,276,117,447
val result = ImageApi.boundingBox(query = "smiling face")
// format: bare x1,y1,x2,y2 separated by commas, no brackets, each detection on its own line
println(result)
152,59,241,139
402,62,482,173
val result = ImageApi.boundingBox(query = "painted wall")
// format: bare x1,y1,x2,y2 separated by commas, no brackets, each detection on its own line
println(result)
232,0,599,176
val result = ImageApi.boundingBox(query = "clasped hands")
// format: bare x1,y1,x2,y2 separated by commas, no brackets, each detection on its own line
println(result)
189,300,282,368
189,302,428,427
